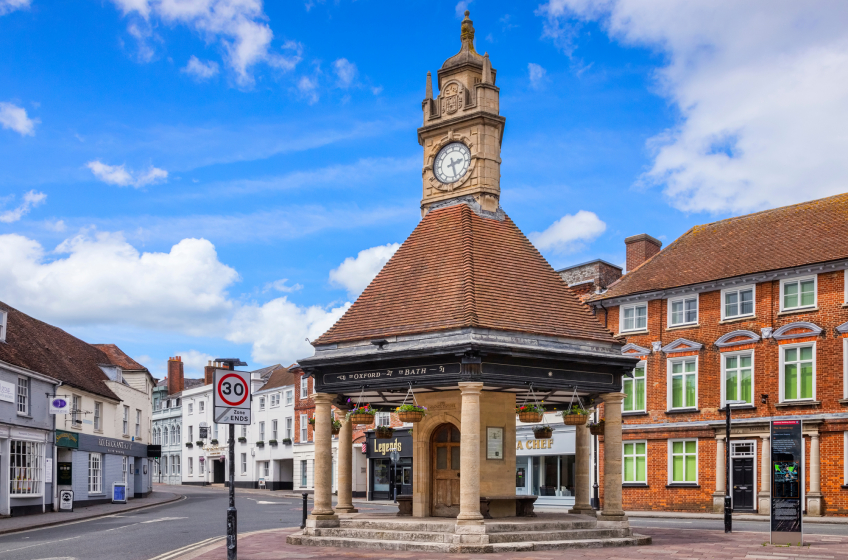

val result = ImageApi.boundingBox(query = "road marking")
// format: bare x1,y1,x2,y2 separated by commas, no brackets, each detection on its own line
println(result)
0,535,83,554
256,501,291,505
148,536,224,560
141,517,188,523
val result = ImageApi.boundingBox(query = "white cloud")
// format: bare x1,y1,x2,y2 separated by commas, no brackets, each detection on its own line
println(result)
528,63,547,89
297,75,319,104
109,0,301,87
182,55,219,80
0,232,239,335
263,279,303,293
87,160,168,188
0,190,46,223
530,210,606,253
0,0,29,16
0,102,38,136
455,0,472,18
174,349,217,377
540,1,848,214
329,243,400,297
333,58,357,88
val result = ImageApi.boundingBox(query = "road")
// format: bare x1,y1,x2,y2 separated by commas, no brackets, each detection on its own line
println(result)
630,517,848,536
0,484,397,560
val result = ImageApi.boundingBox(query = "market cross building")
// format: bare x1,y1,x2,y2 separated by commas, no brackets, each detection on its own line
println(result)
290,12,650,553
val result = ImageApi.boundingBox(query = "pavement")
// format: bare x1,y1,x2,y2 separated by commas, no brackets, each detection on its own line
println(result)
178,526,848,560
0,490,182,535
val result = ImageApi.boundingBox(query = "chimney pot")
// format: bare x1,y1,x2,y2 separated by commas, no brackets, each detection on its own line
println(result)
625,233,662,272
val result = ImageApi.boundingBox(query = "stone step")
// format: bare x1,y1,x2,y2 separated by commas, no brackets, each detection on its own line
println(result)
483,519,598,533
287,533,451,552
313,527,452,543
488,527,631,543
341,518,457,532
530,534,653,551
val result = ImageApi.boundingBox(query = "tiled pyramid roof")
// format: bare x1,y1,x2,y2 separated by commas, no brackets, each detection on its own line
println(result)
591,192,848,301
314,204,617,346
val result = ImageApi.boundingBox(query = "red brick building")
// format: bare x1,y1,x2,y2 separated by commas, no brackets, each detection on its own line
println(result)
562,194,848,516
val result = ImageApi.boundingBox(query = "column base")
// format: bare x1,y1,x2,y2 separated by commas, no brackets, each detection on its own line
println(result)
569,506,597,517
807,492,823,517
757,492,770,515
335,506,359,514
712,492,726,514
456,515,485,524
305,515,340,529
598,511,626,522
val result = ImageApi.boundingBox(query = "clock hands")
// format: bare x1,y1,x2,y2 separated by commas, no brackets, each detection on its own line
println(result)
446,157,462,177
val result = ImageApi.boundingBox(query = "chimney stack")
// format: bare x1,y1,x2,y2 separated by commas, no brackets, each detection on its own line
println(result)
167,356,184,395
204,360,216,386
625,234,662,272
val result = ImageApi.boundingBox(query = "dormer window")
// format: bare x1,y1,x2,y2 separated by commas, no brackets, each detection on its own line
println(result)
0,310,7,342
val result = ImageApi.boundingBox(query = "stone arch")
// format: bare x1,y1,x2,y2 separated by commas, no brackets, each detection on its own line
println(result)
715,329,761,349
412,411,461,517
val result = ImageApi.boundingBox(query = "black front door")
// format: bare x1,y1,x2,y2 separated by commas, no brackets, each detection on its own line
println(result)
213,459,225,483
732,458,754,510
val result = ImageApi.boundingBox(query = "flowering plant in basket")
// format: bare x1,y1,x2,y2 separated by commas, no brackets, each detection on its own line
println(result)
375,425,394,439
562,405,589,426
396,404,427,423
346,401,376,425
588,419,605,436
533,426,553,439
516,403,545,423
331,418,342,435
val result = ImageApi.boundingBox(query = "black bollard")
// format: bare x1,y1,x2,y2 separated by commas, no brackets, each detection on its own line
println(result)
301,493,308,529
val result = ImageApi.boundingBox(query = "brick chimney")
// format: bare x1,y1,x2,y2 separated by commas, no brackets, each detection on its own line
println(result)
204,360,215,386
167,356,184,395
625,234,662,272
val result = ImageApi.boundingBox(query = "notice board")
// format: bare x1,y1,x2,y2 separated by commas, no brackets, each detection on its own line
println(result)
771,420,802,545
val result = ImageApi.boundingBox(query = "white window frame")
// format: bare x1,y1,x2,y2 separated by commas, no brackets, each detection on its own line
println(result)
264,461,270,477
619,303,648,333
780,275,817,312
721,350,755,407
188,402,193,414
16,376,28,415
199,401,204,412
122,456,128,484
240,425,247,438
188,457,193,476
188,425,193,442
667,356,699,410
844,338,848,400
623,361,646,413
668,439,699,485
300,460,308,487
286,417,293,440
175,423,181,443
135,409,141,437
10,441,43,496
241,453,247,474
89,453,103,493
174,454,181,475
72,395,82,426
163,426,169,445
376,412,391,427
285,390,293,406
300,377,309,398
272,419,278,440
622,440,647,484
259,421,265,441
844,269,847,304
300,414,308,441
779,341,816,402
0,309,7,342
271,393,280,408
667,294,699,327
844,432,848,486
199,458,205,475
94,401,102,431
259,396,265,411
123,405,130,435
721,285,756,320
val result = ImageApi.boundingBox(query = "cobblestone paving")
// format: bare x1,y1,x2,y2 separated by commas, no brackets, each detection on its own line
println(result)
189,528,848,560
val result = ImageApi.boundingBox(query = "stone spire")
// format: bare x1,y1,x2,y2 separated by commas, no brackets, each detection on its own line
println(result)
425,71,433,99
482,53,492,84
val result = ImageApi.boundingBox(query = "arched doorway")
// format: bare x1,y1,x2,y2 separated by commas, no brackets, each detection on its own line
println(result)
431,423,461,517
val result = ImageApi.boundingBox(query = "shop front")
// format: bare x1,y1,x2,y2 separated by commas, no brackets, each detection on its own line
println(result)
1,424,54,516
365,428,412,501
515,423,576,507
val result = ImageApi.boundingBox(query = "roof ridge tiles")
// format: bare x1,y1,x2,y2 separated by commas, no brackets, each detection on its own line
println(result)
460,205,480,327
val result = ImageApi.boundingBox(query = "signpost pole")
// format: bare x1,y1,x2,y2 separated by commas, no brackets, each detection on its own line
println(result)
725,404,732,533
227,422,236,560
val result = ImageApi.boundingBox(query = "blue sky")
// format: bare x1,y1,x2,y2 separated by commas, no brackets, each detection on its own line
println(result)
2,0,847,378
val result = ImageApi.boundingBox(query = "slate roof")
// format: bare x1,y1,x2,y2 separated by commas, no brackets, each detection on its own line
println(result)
591,193,848,302
91,344,147,371
252,363,283,381
0,301,120,401
313,204,618,346
259,366,296,392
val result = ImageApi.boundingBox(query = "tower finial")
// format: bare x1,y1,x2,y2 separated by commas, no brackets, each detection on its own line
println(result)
482,52,491,84
460,10,475,52
425,71,433,99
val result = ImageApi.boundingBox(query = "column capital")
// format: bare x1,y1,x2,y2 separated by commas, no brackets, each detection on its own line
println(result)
810,433,820,440
458,381,484,395
600,392,627,404
312,392,337,405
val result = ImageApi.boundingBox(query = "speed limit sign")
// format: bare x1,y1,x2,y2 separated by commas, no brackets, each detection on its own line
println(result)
214,369,251,424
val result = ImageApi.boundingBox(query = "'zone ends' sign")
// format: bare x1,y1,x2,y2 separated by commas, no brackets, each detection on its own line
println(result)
214,369,251,425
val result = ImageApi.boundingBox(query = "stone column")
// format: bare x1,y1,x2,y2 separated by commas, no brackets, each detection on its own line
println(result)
713,436,726,514
457,382,484,524
569,419,596,516
807,433,823,516
758,435,770,515
599,392,626,521
335,414,357,513
309,393,338,522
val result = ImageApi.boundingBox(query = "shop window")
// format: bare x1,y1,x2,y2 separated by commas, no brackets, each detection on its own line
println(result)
10,441,42,495
669,440,698,484
621,303,647,332
89,453,103,493
668,295,698,327
16,377,28,415
668,357,697,410
623,362,646,412
722,286,755,320
723,352,753,406
781,276,816,311
623,441,647,484
781,343,815,401
94,402,102,431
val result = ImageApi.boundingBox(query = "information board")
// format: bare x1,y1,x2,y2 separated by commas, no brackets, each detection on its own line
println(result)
771,420,803,545
486,427,504,460
214,368,251,425
112,482,127,504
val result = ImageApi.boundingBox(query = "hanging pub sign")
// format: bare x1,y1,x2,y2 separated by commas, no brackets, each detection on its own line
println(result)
49,396,70,414
771,420,803,546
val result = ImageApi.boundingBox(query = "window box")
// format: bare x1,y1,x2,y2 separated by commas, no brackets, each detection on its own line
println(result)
269,439,278,446
282,438,292,445
780,276,817,312
668,294,698,328
238,437,247,443
620,303,648,333
210,439,219,445
195,441,204,447
185,442,193,448
256,441,264,447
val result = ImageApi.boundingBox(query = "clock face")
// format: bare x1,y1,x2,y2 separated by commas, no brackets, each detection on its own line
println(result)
434,142,471,184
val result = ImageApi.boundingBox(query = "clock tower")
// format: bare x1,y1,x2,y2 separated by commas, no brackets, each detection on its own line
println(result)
418,10,505,217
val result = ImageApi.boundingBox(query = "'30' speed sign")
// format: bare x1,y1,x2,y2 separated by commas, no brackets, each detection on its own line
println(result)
213,369,251,425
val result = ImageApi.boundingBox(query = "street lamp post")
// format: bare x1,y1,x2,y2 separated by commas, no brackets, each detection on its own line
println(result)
725,399,747,533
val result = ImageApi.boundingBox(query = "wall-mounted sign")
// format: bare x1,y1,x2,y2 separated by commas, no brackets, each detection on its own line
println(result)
59,489,74,512
58,462,73,485
147,445,161,458
365,429,413,459
0,379,14,403
515,429,575,455
45,458,53,484
49,397,69,414
771,420,803,546
487,427,504,460
55,430,79,449
323,364,461,386
112,482,127,504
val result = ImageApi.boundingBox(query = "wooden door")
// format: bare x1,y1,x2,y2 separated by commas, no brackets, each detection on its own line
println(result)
431,423,461,517
732,458,755,510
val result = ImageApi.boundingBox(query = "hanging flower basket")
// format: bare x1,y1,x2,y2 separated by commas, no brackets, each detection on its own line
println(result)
516,404,545,423
347,404,376,425
533,426,553,439
588,420,605,436
396,404,427,423
331,419,342,436
562,406,589,426
375,426,394,439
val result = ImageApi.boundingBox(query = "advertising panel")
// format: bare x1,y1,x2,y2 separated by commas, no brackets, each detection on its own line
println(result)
771,420,803,545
